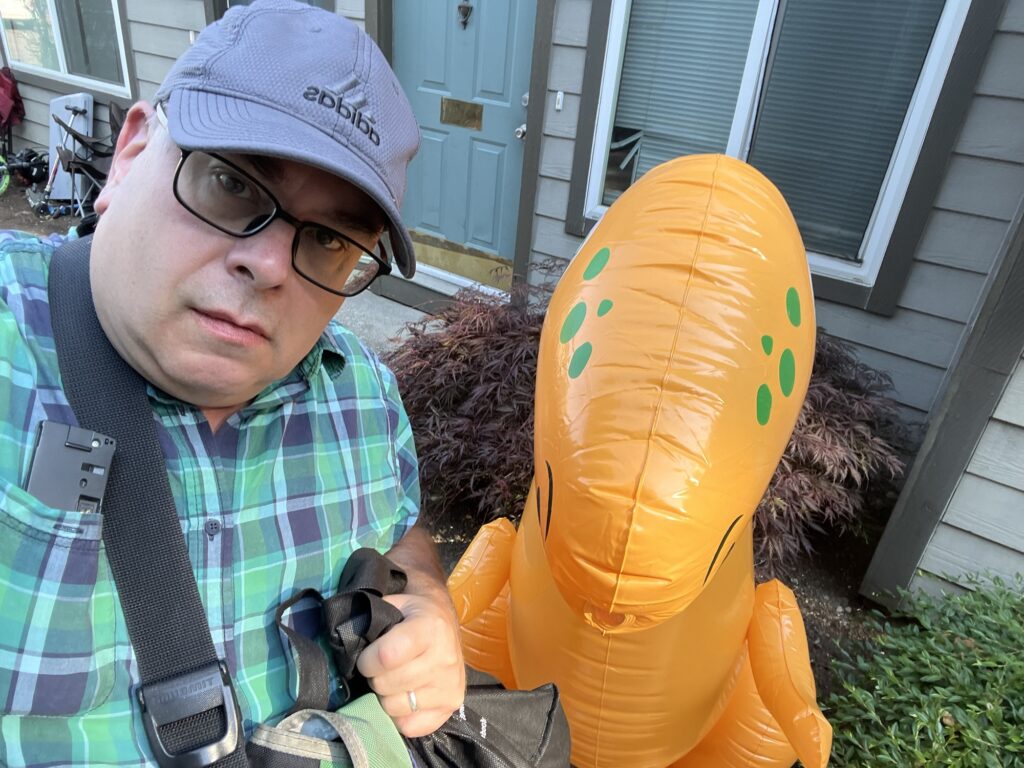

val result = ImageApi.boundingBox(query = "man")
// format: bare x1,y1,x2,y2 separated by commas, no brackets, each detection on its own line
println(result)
0,1,464,765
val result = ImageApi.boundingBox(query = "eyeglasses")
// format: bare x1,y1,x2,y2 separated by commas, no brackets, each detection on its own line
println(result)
170,148,391,297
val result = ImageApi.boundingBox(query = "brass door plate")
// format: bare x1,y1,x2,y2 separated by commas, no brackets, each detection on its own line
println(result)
440,97,483,130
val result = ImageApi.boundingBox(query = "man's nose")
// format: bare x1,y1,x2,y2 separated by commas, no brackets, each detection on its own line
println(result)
224,219,294,289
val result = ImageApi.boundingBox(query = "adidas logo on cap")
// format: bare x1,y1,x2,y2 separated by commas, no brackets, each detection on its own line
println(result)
303,83,381,146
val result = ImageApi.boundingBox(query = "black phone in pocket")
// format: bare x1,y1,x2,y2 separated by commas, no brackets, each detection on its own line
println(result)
25,421,116,514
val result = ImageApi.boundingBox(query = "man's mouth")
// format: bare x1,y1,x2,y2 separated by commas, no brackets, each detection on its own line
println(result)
193,308,269,346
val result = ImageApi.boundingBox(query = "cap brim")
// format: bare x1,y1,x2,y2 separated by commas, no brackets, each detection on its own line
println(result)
164,89,416,278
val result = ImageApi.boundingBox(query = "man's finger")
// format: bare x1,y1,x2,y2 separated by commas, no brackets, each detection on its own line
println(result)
364,650,443,697
377,687,452,719
356,621,426,678
392,708,458,739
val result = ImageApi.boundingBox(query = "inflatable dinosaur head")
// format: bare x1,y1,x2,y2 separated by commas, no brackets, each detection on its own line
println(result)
533,155,815,632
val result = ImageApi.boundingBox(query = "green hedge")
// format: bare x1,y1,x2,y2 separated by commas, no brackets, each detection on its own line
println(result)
828,577,1024,766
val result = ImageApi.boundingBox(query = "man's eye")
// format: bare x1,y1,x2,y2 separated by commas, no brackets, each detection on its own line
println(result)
311,227,344,251
214,171,252,197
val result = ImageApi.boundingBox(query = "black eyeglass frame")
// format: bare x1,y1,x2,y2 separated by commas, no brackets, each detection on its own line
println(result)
171,149,392,297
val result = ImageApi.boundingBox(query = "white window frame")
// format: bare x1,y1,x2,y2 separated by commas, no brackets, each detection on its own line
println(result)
0,0,132,98
583,0,970,288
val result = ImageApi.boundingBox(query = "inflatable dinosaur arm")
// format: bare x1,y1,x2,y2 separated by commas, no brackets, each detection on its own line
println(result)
670,582,831,768
459,583,516,689
447,518,518,688
747,580,833,768
447,517,516,624
669,649,798,768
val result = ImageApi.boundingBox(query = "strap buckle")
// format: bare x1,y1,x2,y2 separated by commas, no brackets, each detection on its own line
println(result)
137,661,242,768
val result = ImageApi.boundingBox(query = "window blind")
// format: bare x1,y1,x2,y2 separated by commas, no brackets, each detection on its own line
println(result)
603,0,760,203
747,0,945,261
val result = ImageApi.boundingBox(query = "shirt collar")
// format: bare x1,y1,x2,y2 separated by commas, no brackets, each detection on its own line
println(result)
299,332,348,381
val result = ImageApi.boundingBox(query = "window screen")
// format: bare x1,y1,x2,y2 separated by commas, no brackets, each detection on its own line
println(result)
601,0,760,205
747,0,945,261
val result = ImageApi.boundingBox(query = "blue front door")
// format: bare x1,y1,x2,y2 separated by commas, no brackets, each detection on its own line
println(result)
393,0,536,267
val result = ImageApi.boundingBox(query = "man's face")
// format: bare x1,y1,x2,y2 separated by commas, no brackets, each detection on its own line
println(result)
91,102,383,411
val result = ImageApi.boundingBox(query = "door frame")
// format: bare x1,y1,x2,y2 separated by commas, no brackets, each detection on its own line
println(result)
367,0,555,310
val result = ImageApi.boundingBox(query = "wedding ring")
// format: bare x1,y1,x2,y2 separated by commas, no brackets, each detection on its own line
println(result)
407,689,419,713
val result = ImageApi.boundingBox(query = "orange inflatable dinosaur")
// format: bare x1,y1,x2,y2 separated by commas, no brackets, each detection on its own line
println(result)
447,155,832,767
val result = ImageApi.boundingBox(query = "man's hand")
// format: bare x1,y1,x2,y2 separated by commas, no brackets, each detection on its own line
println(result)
358,524,466,737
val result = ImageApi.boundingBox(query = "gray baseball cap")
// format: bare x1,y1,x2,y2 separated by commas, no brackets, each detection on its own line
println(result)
154,0,419,277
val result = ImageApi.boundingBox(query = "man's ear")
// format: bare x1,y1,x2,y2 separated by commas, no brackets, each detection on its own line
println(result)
94,101,156,215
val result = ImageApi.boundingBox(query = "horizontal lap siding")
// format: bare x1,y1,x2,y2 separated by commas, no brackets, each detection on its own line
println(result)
11,82,113,151
906,0,1024,594
126,0,206,102
910,353,1024,594
915,525,1023,589
528,0,1024,440
12,82,61,149
531,0,589,284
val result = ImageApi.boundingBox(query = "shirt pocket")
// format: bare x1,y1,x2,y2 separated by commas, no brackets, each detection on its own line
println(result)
0,477,118,716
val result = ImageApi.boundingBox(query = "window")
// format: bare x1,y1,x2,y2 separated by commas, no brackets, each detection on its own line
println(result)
0,0,129,93
584,0,967,287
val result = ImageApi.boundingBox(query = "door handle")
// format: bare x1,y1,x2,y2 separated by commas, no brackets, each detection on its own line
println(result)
457,2,473,28
514,123,527,140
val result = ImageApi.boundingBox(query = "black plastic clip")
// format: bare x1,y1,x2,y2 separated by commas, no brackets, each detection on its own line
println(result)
137,660,242,768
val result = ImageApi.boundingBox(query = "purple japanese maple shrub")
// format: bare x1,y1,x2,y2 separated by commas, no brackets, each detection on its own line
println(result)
384,289,543,524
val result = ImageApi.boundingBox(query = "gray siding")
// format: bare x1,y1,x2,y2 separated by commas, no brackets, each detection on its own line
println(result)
530,0,589,271
12,82,110,150
126,0,207,102
528,0,1024,433
911,351,1024,591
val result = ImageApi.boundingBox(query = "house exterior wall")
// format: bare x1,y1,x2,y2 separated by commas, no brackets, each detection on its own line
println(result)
911,349,1024,595
13,82,115,149
127,0,208,102
529,0,1024,434
7,0,366,150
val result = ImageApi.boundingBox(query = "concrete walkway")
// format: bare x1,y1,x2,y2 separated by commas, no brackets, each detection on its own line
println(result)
334,288,427,355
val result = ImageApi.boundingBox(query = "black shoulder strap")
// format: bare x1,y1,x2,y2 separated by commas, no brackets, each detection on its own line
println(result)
49,235,247,768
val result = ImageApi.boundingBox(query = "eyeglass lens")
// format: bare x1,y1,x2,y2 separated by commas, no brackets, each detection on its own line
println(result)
175,151,384,296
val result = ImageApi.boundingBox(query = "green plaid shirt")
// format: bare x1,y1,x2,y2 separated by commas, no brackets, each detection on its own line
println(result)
0,231,420,767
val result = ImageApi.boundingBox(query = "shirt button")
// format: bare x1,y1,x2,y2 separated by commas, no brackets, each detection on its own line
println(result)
204,519,222,538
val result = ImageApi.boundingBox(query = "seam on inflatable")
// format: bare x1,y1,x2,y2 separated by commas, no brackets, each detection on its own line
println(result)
611,155,724,613
592,630,617,762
